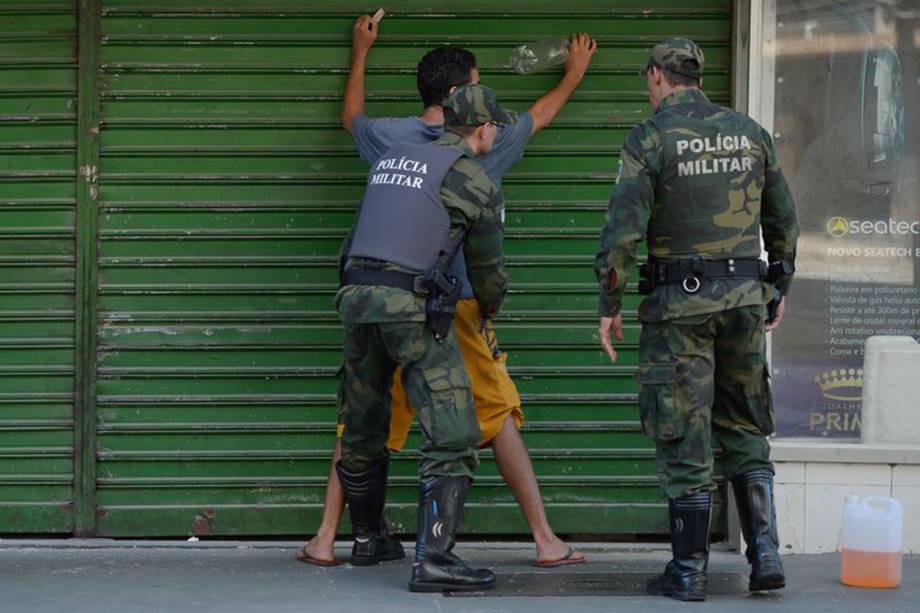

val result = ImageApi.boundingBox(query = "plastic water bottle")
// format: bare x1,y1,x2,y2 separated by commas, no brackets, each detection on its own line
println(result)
509,37,569,74
840,495,902,588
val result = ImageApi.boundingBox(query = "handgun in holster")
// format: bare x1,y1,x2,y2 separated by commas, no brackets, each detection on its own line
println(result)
423,232,466,343
423,267,461,343
765,260,794,324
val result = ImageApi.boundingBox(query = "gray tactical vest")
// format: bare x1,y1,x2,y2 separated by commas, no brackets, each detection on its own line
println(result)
349,142,464,272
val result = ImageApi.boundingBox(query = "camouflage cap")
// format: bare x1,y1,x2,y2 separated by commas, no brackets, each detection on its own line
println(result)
640,37,705,81
443,84,513,127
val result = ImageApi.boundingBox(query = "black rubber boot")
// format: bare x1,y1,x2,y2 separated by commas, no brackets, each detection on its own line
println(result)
647,491,712,602
335,457,405,566
731,468,786,591
408,476,495,593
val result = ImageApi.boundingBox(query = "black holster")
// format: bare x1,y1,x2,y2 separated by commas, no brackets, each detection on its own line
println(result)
422,267,461,343
638,262,655,295
765,260,794,324
765,260,794,286
422,231,466,344
766,293,781,323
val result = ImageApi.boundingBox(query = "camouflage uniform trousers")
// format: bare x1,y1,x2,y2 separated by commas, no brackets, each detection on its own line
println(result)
339,320,481,480
637,303,775,499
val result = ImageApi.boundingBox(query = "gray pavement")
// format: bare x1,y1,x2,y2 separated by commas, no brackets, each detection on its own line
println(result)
0,540,916,612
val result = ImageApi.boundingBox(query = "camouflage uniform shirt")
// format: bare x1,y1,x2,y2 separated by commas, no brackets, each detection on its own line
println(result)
595,88,798,322
336,131,508,322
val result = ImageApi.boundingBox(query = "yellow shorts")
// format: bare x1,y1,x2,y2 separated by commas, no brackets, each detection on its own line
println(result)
335,298,523,449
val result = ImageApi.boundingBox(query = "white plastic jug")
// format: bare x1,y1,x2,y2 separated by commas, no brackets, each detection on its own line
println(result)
840,495,902,588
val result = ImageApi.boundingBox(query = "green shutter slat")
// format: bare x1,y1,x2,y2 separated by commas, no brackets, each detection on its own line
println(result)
101,0,727,14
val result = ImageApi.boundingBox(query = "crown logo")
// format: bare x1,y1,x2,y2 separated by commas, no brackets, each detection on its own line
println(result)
813,368,863,401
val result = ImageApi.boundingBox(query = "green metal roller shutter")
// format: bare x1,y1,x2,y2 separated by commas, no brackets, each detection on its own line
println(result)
91,0,732,537
0,1,77,533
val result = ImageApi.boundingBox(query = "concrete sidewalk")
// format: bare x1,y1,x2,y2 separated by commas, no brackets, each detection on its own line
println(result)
0,540,916,612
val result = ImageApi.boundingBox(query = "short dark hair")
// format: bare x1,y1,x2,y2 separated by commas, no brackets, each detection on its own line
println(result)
663,70,700,87
416,46,477,108
645,60,700,87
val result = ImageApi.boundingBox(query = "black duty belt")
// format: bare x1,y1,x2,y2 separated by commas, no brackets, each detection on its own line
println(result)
342,269,428,295
643,257,765,294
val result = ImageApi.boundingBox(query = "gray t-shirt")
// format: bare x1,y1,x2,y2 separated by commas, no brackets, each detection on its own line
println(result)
352,111,533,298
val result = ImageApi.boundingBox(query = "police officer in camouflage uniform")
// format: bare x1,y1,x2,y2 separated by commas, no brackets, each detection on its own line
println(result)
335,84,510,593
594,38,799,601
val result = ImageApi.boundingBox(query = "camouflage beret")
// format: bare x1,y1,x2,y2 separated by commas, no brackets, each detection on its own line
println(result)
640,37,705,81
443,84,513,127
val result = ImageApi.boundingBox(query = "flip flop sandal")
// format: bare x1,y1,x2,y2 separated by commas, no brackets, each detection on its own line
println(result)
295,546,341,567
534,546,586,568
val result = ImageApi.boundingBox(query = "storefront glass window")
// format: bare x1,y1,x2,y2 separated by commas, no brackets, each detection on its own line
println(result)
764,0,920,437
